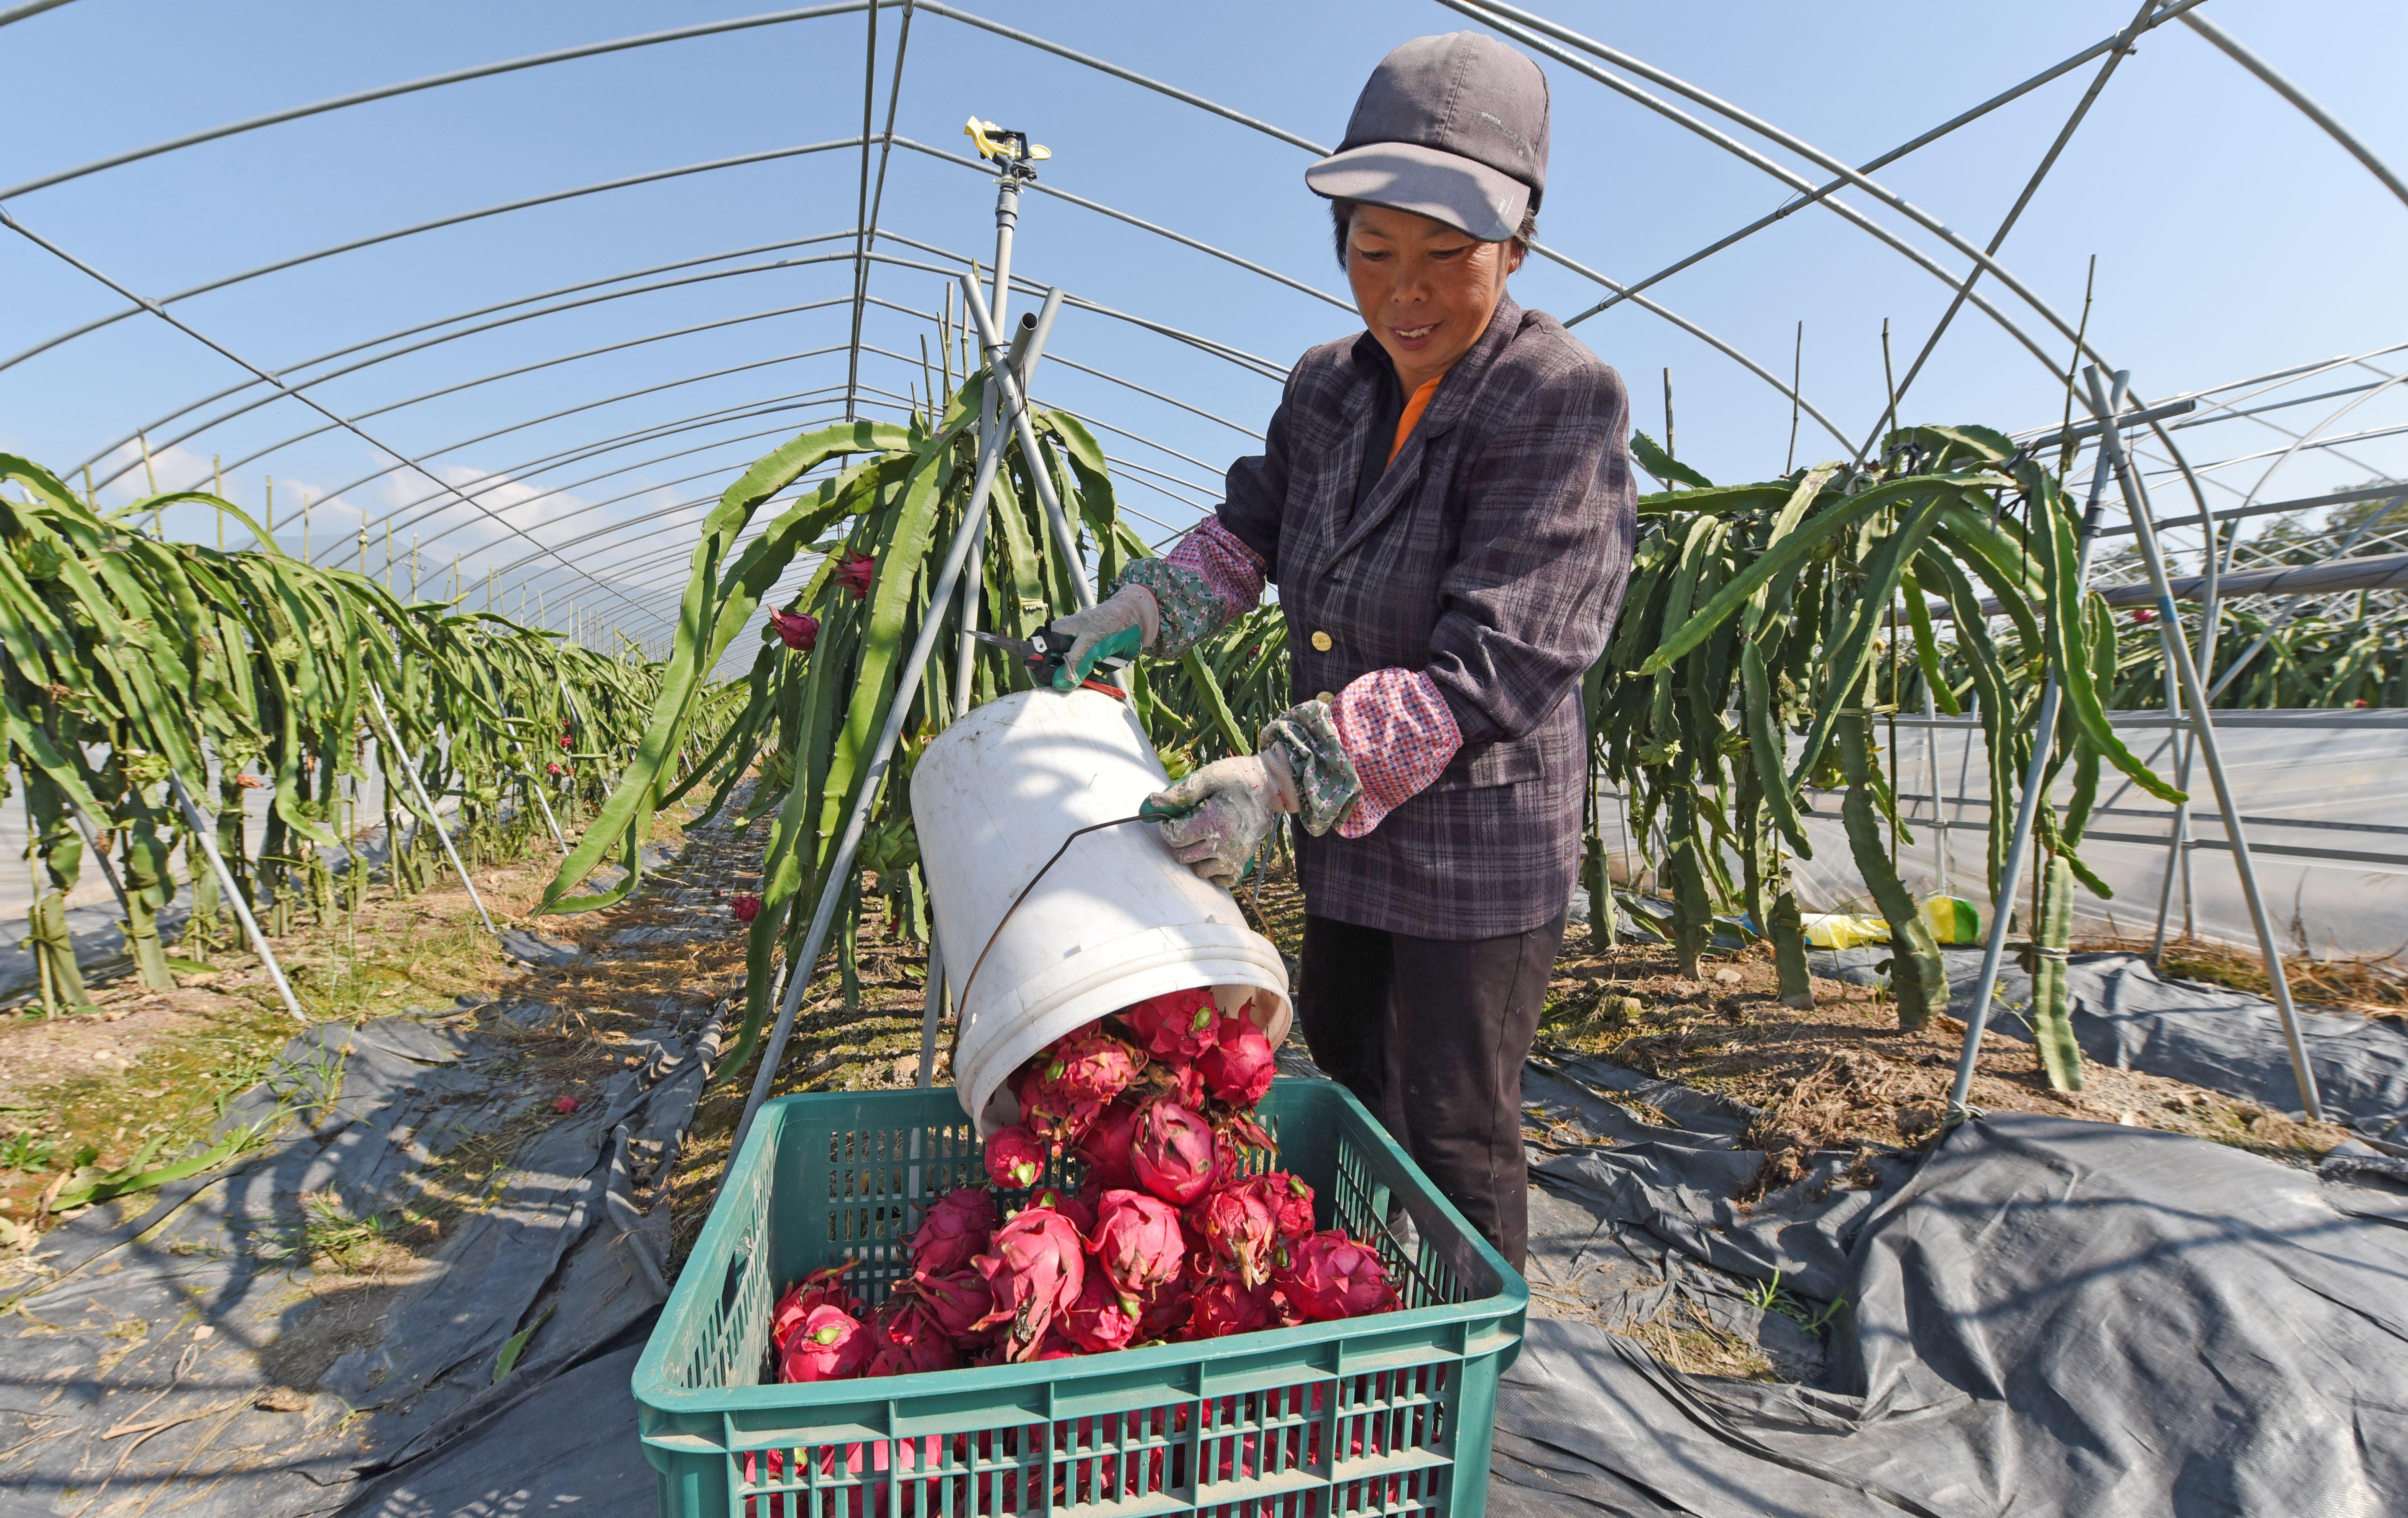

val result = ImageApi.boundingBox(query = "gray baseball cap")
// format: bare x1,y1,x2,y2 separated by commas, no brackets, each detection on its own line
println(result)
1305,32,1549,243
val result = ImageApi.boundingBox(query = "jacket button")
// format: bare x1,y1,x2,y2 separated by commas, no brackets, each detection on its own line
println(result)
1310,630,1333,652
1316,692,1335,705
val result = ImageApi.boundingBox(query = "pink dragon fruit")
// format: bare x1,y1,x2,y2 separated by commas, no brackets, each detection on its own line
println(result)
1016,1085,1104,1153
1036,1029,1146,1105
1188,1271,1288,1339
1118,986,1222,1066
779,1303,874,1382
1193,1179,1284,1288
909,1187,997,1279
1028,1184,1097,1236
1273,1232,1401,1322
1198,1018,1276,1106
864,1293,961,1377
1135,1278,1194,1345
1263,1171,1316,1239
1172,1063,1208,1111
971,1207,1086,1362
911,1268,995,1347
1132,1101,1222,1206
983,1126,1046,1190
1058,1270,1140,1353
769,1262,857,1351
1074,1100,1142,1191
1087,1188,1186,1303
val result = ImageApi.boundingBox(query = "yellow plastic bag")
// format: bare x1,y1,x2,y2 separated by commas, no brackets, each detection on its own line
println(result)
1800,912,1890,950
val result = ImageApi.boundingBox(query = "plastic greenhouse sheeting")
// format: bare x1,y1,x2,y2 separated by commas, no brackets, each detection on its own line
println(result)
1775,710,2408,961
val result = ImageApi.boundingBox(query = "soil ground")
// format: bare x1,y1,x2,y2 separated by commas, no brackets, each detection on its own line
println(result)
3,802,2365,1291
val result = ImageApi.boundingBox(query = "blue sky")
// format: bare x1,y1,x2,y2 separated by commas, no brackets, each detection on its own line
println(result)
3,0,2402,654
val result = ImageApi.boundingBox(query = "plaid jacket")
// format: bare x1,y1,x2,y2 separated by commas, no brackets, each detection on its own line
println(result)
1219,296,1636,940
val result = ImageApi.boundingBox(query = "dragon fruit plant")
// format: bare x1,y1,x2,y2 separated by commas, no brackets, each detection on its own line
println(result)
766,991,1400,1385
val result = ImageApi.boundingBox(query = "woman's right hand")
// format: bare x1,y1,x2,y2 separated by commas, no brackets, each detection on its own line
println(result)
1049,584,1159,690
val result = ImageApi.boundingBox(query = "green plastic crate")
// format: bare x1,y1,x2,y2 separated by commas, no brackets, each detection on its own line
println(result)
635,1079,1527,1518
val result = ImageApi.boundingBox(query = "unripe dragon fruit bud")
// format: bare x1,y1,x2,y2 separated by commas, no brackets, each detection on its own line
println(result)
1073,1100,1142,1191
908,1187,997,1280
1273,1231,1401,1323
970,1207,1086,1362
1197,1018,1276,1106
1193,1178,1283,1288
1118,986,1222,1066
1189,1270,1288,1339
778,1303,873,1382
864,1293,961,1377
912,1268,995,1347
1088,1188,1186,1302
983,1126,1046,1190
1131,1100,1223,1206
1058,1269,1140,1353
769,1261,857,1351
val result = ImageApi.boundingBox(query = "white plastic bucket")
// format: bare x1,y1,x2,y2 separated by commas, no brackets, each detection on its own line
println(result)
910,688,1293,1134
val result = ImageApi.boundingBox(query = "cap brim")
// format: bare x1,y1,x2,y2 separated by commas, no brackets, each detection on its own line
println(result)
1305,141,1528,243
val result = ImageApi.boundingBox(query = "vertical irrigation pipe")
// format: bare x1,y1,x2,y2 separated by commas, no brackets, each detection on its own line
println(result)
167,774,306,1024
734,270,1056,1163
366,682,500,940
2086,365,2324,1121
1947,375,2126,1117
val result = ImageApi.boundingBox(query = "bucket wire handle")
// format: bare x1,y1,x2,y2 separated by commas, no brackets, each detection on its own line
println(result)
943,815,1148,1072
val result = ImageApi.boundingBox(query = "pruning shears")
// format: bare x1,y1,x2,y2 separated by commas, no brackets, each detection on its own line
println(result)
970,621,1129,700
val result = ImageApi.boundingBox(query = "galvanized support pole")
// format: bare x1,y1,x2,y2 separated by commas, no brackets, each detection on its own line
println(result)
1920,681,1947,899
2086,365,2324,1120
366,682,500,939
735,271,1054,1163
964,283,1097,612
168,774,306,1023
2147,636,2192,961
1947,376,2124,1116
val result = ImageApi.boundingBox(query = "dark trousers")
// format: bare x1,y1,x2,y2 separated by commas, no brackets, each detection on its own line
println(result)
1294,911,1565,1272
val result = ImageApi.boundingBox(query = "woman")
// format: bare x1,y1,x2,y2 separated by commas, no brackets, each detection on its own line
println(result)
1053,33,1634,1271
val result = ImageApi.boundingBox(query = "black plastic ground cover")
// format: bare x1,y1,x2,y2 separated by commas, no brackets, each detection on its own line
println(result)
0,826,739,1518
1813,943,2408,1151
1490,1110,2408,1516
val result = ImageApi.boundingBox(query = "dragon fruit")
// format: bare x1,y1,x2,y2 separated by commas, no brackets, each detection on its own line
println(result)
1194,1178,1286,1288
769,1262,857,1351
911,1268,995,1347
1035,1029,1145,1105
971,1207,1086,1362
1029,1184,1097,1236
1189,1271,1288,1339
779,1303,874,1382
1088,1188,1186,1303
1135,1278,1194,1345
865,1293,961,1377
1265,1171,1316,1239
1273,1232,1401,1322
1119,986,1222,1066
1016,1085,1104,1153
1058,1270,1140,1353
983,1126,1046,1190
1132,1101,1222,1206
1073,1101,1141,1191
768,608,820,651
909,1187,997,1279
835,549,876,600
1198,1018,1276,1106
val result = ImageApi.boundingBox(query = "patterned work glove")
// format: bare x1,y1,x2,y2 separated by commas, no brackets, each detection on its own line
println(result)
1145,747,1298,889
1048,585,1159,691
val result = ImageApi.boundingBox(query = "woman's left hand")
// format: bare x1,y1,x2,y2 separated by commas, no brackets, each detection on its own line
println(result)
1145,749,1298,888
